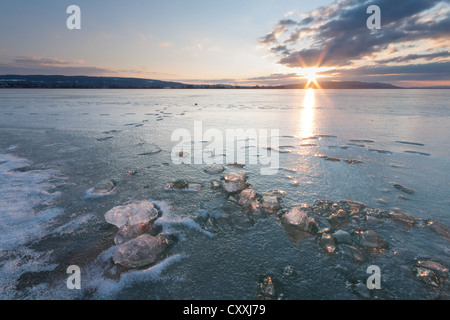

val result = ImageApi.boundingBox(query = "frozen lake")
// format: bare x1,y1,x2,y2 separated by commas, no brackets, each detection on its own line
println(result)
0,89,449,299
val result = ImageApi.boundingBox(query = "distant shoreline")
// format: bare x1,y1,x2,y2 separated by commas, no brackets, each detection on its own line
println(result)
1,75,448,89
2,87,450,90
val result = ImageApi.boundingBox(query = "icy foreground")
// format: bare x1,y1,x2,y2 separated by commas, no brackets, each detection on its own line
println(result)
1,89,449,300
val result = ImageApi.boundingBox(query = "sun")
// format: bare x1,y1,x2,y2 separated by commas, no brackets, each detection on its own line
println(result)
301,67,320,89
306,69,317,82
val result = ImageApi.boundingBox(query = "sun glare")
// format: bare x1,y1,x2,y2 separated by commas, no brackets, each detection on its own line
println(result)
301,67,320,89
306,70,317,82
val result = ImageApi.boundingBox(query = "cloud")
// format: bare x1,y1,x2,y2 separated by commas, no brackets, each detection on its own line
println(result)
270,45,291,56
282,0,448,67
258,25,287,45
245,73,302,86
321,61,450,82
258,32,277,45
12,56,85,67
0,56,183,79
0,56,113,76
0,63,114,76
258,0,450,85
278,18,298,26
179,73,302,86
376,51,450,64
247,73,299,81
284,28,314,43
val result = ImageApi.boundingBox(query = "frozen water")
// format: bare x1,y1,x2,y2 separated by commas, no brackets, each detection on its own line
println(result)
0,149,63,299
1,89,449,300
0,151,63,250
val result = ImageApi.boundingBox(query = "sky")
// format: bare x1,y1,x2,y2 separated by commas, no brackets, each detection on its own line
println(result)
0,0,449,87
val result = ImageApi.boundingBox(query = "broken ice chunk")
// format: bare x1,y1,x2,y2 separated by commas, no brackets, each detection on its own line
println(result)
104,201,159,228
113,234,170,269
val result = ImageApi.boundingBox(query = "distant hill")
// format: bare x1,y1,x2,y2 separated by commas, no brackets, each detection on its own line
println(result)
0,74,410,89
408,86,450,89
0,75,185,89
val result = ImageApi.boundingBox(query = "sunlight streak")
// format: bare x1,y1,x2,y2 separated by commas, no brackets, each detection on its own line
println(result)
300,88,315,139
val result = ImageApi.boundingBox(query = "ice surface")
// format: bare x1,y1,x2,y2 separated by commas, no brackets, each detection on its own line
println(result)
1,89,450,299
152,200,215,239
85,180,116,198
0,151,63,250
51,213,96,236
0,149,63,299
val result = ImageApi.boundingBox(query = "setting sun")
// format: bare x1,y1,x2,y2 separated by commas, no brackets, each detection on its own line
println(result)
306,70,317,82
301,67,320,88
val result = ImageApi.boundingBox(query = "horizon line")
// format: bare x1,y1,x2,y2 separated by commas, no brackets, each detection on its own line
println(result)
1,74,450,89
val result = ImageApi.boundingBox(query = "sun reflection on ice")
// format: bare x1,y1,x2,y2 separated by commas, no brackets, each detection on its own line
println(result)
300,88,315,139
